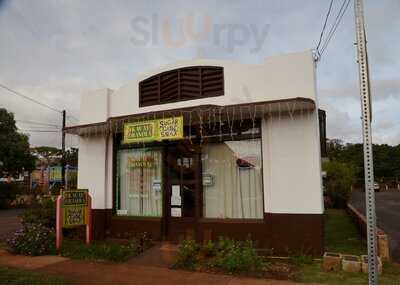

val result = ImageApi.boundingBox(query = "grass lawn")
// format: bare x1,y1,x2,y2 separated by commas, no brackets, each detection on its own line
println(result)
59,239,139,262
324,209,367,255
292,209,400,285
0,266,69,285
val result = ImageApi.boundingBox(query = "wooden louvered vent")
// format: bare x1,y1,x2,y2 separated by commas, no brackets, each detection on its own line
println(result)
139,66,224,107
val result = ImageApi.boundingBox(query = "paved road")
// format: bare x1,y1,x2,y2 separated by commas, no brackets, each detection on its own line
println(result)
350,192,400,261
0,209,24,240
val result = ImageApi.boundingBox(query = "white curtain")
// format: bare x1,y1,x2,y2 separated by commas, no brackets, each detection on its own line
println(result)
202,139,263,219
117,148,162,216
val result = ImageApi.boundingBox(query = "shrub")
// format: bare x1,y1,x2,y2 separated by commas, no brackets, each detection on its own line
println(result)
128,232,154,254
174,238,264,274
323,160,356,208
60,239,135,262
21,196,56,228
7,223,55,256
214,238,263,274
0,183,27,209
201,240,217,257
288,250,314,265
175,239,200,269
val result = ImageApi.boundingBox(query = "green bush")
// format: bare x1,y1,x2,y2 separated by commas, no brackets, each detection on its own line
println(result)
201,240,217,257
128,232,154,254
214,238,263,274
175,238,264,274
21,196,56,228
288,251,314,265
0,183,27,209
7,223,55,256
175,239,200,269
60,239,135,262
323,160,356,208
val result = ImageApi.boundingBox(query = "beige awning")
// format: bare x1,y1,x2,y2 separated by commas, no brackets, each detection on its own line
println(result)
64,97,315,136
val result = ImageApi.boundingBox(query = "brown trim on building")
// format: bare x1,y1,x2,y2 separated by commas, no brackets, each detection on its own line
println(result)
264,212,324,255
64,97,315,135
91,209,323,255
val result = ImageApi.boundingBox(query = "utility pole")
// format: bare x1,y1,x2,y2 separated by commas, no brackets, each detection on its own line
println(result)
354,0,378,284
61,110,66,188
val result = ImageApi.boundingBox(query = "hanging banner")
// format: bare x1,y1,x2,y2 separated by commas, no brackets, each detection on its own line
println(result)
123,116,183,144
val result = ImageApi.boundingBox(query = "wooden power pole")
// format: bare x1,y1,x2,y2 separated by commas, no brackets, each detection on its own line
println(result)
61,110,66,188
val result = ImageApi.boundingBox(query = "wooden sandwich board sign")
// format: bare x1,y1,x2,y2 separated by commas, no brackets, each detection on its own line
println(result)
56,189,92,250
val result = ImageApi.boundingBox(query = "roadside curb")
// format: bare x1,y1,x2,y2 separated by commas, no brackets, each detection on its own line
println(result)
347,203,391,261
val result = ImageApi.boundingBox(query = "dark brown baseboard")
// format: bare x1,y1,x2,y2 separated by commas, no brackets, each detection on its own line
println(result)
91,209,323,255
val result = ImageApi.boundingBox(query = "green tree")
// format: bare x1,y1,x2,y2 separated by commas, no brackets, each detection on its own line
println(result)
323,160,356,208
0,108,36,176
326,139,400,181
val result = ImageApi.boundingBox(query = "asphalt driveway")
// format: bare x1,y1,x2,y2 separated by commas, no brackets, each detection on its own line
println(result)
0,209,24,240
350,191,400,261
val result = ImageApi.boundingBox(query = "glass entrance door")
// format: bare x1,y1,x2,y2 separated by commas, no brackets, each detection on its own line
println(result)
165,141,201,242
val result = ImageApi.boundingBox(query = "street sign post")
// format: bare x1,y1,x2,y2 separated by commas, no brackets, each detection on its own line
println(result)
354,0,378,284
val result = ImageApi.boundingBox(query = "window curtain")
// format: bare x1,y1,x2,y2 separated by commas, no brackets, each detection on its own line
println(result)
202,139,263,219
117,148,162,216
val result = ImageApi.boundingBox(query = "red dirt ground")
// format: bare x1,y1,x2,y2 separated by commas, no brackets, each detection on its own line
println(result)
0,246,320,285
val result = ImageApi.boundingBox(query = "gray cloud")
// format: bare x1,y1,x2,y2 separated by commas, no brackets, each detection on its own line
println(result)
0,0,399,146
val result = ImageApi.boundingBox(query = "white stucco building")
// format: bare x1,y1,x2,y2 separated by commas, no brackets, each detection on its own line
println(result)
66,50,325,254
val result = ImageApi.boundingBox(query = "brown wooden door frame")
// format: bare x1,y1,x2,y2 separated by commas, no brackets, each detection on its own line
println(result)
163,141,203,242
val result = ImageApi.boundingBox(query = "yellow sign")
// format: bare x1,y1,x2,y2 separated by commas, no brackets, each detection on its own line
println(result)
123,116,183,144
127,156,155,169
62,189,88,228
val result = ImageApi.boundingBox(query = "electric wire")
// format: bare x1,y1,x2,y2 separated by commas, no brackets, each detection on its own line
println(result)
316,0,334,54
320,0,351,56
0,83,62,113
16,120,61,128
19,129,61,133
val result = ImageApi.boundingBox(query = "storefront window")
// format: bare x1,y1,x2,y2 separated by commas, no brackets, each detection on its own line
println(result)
202,139,263,219
116,148,163,216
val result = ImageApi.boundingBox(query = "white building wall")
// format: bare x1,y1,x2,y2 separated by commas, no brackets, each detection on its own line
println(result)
80,88,112,125
76,50,323,213
77,136,107,209
108,50,316,119
77,134,113,210
261,111,324,214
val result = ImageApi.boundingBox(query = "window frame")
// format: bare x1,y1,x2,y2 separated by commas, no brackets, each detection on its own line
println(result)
112,118,264,220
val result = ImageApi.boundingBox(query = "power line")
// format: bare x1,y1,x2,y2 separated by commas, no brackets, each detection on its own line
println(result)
316,0,334,55
66,115,79,123
0,83,62,113
16,120,61,128
19,129,61,133
320,0,351,56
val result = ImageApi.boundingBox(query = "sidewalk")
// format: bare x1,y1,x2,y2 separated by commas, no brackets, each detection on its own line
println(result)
0,249,319,285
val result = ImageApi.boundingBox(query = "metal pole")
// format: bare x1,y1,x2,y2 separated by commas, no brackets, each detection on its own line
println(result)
354,0,378,284
61,110,66,188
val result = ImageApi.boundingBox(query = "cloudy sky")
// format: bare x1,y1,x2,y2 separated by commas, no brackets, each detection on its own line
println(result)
0,0,399,148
